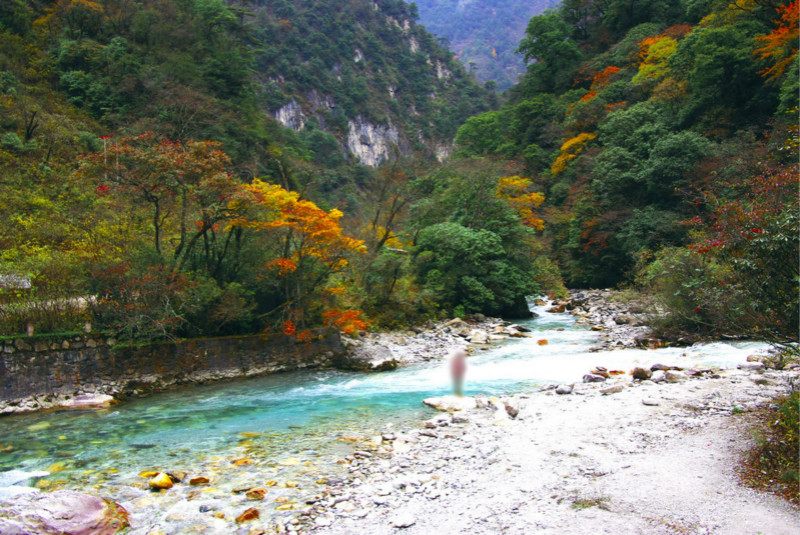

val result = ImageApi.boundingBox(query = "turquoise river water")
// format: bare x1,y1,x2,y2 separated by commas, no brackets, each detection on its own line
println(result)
0,303,767,503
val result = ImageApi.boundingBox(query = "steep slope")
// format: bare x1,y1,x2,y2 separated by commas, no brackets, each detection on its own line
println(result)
411,0,558,90
454,0,798,288
249,0,496,165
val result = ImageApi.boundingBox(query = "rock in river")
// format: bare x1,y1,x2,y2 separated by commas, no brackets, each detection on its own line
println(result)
235,508,259,524
422,395,477,412
148,473,173,490
0,490,129,535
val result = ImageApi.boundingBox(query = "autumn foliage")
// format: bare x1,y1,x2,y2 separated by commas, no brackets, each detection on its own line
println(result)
754,1,799,81
75,136,367,340
495,176,545,230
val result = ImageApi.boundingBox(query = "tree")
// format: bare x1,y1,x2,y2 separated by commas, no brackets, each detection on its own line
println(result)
229,178,365,328
77,133,239,272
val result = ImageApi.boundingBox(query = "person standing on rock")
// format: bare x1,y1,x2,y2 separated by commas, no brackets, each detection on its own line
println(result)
450,348,467,396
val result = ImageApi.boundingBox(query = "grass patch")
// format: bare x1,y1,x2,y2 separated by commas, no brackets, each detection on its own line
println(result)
571,497,610,510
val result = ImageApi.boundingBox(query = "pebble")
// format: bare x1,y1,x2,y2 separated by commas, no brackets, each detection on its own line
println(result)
555,384,573,395
642,399,660,406
583,374,606,383
148,473,173,490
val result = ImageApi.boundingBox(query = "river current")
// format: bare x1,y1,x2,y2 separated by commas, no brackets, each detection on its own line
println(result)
0,302,766,503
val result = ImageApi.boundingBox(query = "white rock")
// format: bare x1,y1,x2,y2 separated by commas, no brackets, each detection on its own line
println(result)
555,384,573,395
651,370,667,383
738,362,765,373
422,396,477,412
391,512,416,528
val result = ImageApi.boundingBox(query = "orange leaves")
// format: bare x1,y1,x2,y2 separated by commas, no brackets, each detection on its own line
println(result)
231,179,364,266
322,309,368,335
754,1,799,81
496,176,546,231
579,66,620,103
551,133,596,175
592,66,620,87
281,320,296,336
266,258,297,276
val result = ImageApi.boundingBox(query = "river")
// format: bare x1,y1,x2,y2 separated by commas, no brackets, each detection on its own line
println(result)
0,302,767,530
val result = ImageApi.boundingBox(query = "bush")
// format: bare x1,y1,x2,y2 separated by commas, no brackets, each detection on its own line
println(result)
741,387,799,505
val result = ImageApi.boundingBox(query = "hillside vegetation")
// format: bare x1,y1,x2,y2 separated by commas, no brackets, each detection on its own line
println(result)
0,0,501,341
455,0,798,348
0,0,797,352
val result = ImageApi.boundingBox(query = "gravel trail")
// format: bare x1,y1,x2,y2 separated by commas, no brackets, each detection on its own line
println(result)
306,369,800,535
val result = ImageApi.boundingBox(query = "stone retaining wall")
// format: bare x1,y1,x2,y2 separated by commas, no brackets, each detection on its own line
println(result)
0,330,343,414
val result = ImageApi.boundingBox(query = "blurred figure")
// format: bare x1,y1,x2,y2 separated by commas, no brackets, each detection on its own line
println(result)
450,348,467,396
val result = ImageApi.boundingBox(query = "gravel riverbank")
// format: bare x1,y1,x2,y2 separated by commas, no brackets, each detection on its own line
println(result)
301,367,799,535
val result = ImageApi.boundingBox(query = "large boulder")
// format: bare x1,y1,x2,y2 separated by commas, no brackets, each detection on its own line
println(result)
336,342,398,371
499,295,534,319
0,490,129,535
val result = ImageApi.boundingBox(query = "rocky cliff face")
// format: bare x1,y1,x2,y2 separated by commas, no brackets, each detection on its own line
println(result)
253,0,493,167
346,116,400,166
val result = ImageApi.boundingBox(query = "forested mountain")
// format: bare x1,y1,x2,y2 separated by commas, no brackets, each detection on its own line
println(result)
1,0,797,350
411,0,558,90
456,0,798,345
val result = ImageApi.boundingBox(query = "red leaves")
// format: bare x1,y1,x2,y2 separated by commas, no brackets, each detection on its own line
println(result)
281,320,296,336
754,1,799,81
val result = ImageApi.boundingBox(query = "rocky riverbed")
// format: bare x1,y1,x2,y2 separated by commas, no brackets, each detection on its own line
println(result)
299,365,800,535
343,289,658,371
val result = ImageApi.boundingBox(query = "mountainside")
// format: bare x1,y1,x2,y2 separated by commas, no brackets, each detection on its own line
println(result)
411,0,558,90
250,0,496,165
454,0,798,344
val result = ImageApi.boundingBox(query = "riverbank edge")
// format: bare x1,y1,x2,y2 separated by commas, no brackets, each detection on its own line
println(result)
0,329,345,417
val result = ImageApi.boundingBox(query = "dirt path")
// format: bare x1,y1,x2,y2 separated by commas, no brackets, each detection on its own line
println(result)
307,368,800,535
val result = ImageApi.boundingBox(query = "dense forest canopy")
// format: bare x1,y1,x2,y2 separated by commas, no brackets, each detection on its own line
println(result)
455,0,798,347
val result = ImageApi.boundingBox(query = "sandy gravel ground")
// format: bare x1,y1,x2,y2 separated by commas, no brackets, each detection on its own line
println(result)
306,369,800,535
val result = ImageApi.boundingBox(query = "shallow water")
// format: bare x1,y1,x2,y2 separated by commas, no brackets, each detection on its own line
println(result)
0,303,767,500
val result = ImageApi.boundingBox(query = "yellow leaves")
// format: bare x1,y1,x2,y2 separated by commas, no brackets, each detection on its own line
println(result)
324,286,346,295
551,133,596,176
496,176,546,231
34,0,104,29
633,37,678,85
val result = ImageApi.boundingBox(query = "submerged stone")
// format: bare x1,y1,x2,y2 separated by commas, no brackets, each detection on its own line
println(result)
235,507,259,523
148,473,173,490
0,490,129,535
